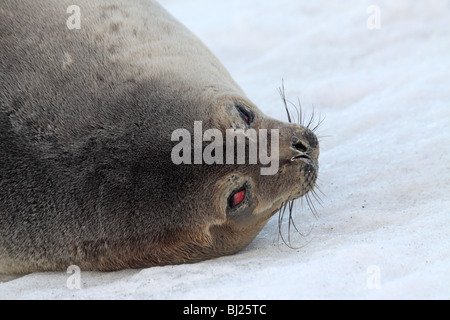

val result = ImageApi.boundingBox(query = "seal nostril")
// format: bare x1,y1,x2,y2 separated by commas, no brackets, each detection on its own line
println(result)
293,141,308,153
304,130,318,149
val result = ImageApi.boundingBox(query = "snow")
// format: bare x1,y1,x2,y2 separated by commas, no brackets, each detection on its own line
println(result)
1,0,449,299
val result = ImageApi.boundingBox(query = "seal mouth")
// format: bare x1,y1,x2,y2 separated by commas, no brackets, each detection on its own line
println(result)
291,153,311,162
290,143,318,171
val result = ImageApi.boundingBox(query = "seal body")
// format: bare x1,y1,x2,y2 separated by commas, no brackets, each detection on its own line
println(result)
0,0,319,273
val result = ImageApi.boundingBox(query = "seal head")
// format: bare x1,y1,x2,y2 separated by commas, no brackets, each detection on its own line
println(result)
0,0,319,273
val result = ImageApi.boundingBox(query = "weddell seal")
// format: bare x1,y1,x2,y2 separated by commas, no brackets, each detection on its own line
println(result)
0,0,319,274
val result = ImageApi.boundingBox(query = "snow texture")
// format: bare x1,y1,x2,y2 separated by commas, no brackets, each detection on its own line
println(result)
1,0,449,299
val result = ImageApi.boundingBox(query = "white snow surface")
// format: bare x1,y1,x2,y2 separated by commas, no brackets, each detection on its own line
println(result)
1,0,449,299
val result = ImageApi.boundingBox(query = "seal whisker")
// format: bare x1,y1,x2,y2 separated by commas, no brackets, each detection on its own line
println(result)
311,113,325,133
277,196,320,249
287,200,294,245
306,105,316,130
285,201,305,249
316,134,331,141
277,202,286,241
277,202,293,248
288,201,304,236
278,81,326,134
305,192,319,218
288,99,301,126
310,188,324,207
279,80,304,126
314,184,326,198
284,93,303,126
279,80,293,124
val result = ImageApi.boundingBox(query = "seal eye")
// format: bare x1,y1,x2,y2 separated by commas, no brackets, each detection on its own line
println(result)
226,183,253,221
235,104,253,125
229,187,246,208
